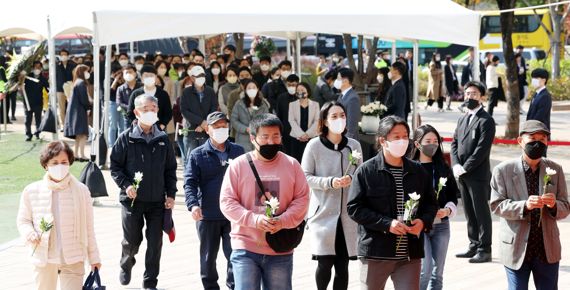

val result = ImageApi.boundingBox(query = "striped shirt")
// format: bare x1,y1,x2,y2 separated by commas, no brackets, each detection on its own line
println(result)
389,165,408,259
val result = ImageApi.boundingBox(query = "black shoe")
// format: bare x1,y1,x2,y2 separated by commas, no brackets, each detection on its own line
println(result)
142,288,158,290
35,133,40,140
469,252,492,263
455,248,477,258
11,116,16,121
25,136,32,142
119,267,132,285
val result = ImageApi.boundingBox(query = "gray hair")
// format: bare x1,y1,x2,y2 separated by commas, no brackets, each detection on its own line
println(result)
134,94,158,109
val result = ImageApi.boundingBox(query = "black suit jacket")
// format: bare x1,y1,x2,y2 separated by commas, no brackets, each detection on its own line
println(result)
461,60,485,86
451,108,496,181
385,79,407,119
526,88,552,130
444,65,459,94
180,85,219,129
24,74,49,109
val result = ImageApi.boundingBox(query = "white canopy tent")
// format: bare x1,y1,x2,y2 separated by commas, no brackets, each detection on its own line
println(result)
1,0,481,163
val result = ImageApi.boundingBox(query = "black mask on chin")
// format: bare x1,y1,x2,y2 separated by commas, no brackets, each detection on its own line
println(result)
255,139,282,160
524,140,547,160
465,98,480,110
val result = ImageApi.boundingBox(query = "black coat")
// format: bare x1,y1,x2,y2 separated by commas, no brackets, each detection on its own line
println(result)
385,79,407,119
56,61,76,92
127,86,173,128
420,162,458,211
347,153,438,259
444,64,459,95
180,85,219,129
526,88,552,130
275,92,297,135
110,124,178,203
461,60,485,86
64,80,91,139
263,79,287,112
24,74,49,109
450,108,496,181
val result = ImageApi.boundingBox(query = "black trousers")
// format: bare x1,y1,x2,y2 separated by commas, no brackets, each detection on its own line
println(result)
25,107,42,137
196,219,234,290
121,201,164,288
457,176,492,253
487,88,499,116
315,219,350,290
7,91,16,118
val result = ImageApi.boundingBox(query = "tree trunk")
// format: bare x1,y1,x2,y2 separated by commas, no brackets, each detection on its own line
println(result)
342,34,363,89
365,37,380,84
498,0,520,139
233,33,245,59
549,4,563,80
357,35,364,74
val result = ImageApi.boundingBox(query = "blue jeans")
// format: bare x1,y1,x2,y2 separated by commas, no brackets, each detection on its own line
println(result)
230,249,293,290
184,131,207,161
505,257,559,290
108,102,125,147
420,219,450,290
177,137,187,166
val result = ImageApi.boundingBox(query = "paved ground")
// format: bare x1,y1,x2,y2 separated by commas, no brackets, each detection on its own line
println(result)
1,100,569,289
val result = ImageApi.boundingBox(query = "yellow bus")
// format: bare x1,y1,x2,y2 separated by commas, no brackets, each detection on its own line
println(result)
479,8,564,53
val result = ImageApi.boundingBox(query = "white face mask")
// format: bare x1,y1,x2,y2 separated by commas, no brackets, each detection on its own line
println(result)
157,68,167,77
33,69,42,76
385,139,409,158
260,64,270,72
387,72,393,80
137,111,158,126
435,56,441,62
531,78,541,88
119,59,129,67
333,79,343,90
211,127,229,144
123,72,134,82
60,55,69,62
377,75,384,84
332,57,339,63
47,164,70,181
143,76,156,87
281,70,291,79
211,68,221,76
328,118,346,134
194,77,206,87
43,64,49,70
84,72,91,80
287,86,297,95
227,76,238,84
246,88,258,99
135,63,144,71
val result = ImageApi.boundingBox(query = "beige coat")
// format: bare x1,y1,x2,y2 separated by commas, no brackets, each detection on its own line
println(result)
490,158,569,270
426,61,445,100
288,100,320,139
16,175,100,267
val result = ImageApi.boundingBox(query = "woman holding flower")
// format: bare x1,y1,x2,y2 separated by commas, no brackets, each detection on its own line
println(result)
17,141,101,290
409,124,458,290
347,115,437,290
301,101,362,290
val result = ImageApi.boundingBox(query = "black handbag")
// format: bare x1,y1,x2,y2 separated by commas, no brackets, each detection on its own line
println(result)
38,106,57,133
83,267,106,290
246,154,305,253
97,131,108,167
79,157,108,198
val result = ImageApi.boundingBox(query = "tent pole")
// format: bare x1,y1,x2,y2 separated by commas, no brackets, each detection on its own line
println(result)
473,46,480,82
286,39,291,62
47,16,58,140
412,40,419,131
296,32,301,81
93,13,101,165
103,44,112,148
391,41,397,63
199,35,206,54
129,42,135,62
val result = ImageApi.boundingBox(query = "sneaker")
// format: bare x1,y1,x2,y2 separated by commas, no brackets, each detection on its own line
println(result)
25,136,32,142
446,106,452,111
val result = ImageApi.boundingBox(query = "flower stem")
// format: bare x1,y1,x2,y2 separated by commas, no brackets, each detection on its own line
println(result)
538,184,547,227
31,231,44,256
395,234,403,253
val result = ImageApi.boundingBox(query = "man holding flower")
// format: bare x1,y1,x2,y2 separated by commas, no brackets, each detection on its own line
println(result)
490,120,569,290
347,116,437,290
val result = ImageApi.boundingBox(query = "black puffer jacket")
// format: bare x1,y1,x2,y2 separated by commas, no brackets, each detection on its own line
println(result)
347,153,437,259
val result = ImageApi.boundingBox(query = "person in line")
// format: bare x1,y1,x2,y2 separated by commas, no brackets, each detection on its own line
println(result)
185,112,245,290
515,53,528,115
17,141,101,290
110,94,178,290
384,62,407,120
63,65,92,162
526,68,552,135
347,115,438,290
109,64,126,146
451,81,496,263
288,82,320,163
253,56,272,87
314,70,337,107
231,79,270,151
265,60,292,112
218,66,240,115
220,113,309,290
116,64,141,129
302,101,362,290
207,61,225,94
425,53,444,112
490,120,569,290
56,49,76,129
410,125,459,290
485,55,501,117
24,61,49,141
373,67,391,105
335,68,360,140
275,74,300,155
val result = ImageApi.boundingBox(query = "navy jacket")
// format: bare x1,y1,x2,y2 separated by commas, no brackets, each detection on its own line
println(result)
110,124,178,203
338,88,361,140
184,140,245,220
527,88,552,130
24,74,49,109
385,79,407,120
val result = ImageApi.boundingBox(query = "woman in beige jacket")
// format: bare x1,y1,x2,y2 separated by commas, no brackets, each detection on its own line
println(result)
17,141,101,290
426,53,446,112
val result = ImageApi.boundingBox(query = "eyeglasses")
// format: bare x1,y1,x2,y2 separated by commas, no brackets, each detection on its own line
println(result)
257,135,282,143
464,91,481,97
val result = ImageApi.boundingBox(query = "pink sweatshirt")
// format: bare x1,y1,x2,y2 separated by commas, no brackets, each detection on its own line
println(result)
220,152,309,255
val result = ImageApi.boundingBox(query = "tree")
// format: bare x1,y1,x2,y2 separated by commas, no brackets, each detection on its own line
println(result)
498,0,520,139
232,33,245,59
342,34,379,90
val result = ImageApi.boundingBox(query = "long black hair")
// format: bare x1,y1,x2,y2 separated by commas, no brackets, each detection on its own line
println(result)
318,101,347,137
242,79,263,108
409,124,446,169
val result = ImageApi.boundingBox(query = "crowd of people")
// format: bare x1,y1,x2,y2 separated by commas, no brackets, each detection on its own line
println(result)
12,42,568,290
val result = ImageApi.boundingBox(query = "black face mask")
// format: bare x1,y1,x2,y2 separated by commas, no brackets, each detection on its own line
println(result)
465,99,480,110
420,144,439,158
524,141,547,160
255,140,282,160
